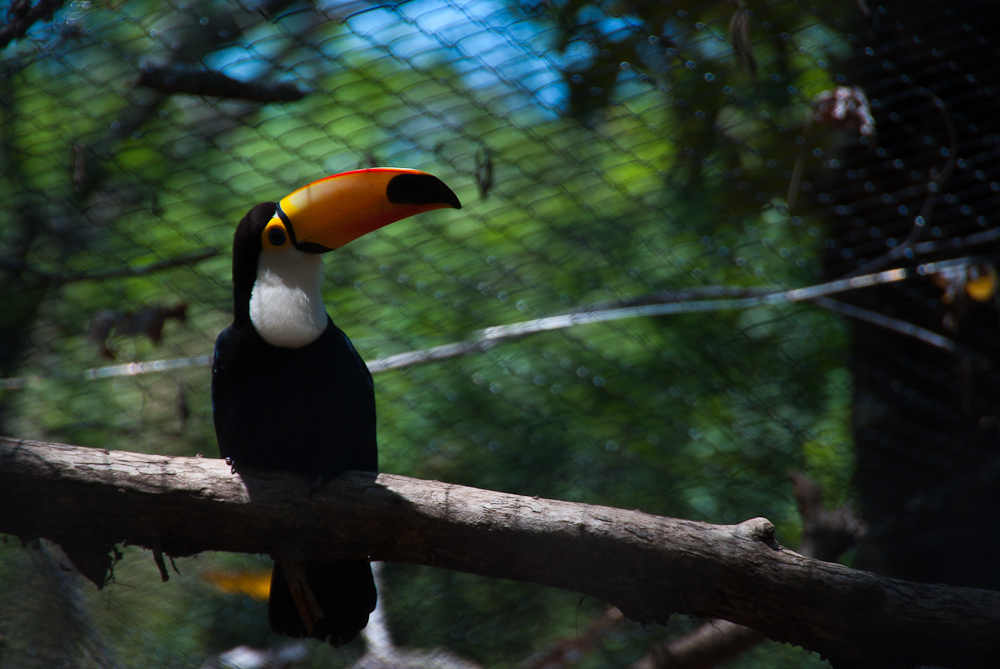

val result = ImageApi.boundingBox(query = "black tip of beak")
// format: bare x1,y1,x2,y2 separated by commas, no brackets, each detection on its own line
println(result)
387,173,462,210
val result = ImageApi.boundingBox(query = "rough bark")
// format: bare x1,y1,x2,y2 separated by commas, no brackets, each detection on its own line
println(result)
2,437,999,668
630,470,868,669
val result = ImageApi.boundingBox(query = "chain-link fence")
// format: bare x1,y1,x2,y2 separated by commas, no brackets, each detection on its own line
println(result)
2,0,998,667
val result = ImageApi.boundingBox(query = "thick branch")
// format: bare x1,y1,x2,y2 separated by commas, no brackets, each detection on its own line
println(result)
2,438,999,668
630,470,868,669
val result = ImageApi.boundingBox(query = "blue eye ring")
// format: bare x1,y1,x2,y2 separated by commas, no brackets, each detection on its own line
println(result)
267,225,287,247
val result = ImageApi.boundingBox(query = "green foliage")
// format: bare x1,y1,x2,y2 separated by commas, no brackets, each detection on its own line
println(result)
0,0,861,666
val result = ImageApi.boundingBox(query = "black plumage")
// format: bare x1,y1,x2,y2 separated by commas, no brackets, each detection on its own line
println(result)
212,315,377,476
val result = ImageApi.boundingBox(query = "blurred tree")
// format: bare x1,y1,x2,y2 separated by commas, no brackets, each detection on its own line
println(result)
815,0,1000,589
0,0,891,666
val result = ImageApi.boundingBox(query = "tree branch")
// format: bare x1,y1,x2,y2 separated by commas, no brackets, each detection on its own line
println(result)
136,64,306,103
56,248,220,286
629,470,868,669
0,0,66,50
2,437,999,668
3,259,984,389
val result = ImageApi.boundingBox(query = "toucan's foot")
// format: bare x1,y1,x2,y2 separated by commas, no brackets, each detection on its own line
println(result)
225,457,237,474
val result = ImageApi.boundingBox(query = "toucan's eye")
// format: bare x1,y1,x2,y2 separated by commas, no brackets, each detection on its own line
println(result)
263,219,288,249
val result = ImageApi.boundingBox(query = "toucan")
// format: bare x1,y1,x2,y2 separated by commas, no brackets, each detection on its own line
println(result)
211,168,461,646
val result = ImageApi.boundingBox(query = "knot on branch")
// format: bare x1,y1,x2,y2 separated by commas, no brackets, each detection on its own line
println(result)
733,517,778,548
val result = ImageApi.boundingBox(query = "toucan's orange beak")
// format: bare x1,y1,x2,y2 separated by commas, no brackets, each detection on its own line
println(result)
269,168,461,253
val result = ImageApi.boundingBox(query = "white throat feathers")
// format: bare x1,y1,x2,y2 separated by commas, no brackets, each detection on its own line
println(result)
249,248,328,348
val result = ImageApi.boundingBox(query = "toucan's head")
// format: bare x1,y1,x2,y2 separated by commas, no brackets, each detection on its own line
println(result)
231,168,461,341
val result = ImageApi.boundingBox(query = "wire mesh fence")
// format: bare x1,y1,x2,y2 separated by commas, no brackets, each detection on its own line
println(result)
2,0,998,667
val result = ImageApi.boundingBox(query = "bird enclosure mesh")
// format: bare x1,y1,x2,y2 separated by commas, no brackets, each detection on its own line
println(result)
1,0,998,667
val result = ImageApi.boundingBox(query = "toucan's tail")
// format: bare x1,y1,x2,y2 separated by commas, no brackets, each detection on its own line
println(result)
268,558,376,647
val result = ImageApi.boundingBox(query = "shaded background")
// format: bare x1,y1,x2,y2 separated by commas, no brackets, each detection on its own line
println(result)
1,0,997,667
